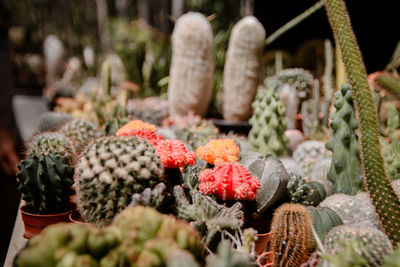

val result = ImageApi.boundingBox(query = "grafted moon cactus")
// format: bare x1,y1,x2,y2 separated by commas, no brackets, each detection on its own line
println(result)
168,12,214,117
223,16,266,121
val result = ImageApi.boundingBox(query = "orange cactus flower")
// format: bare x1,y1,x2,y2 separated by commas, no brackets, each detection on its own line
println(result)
196,139,239,165
116,120,157,136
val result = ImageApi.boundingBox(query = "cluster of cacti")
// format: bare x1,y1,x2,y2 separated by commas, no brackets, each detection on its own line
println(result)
324,224,393,266
241,152,289,215
307,206,343,246
17,153,74,214
293,140,331,176
196,139,239,165
60,119,99,154
174,186,243,245
287,173,326,206
222,16,266,122
268,203,313,267
384,141,400,181
14,207,203,266
248,89,289,157
168,12,214,117
75,136,164,227
325,0,400,244
198,163,260,201
36,111,73,132
325,84,363,195
27,132,75,163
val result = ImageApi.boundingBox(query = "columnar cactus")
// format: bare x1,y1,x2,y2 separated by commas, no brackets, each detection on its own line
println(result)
374,74,400,99
268,203,313,267
325,84,362,195
36,111,73,132
324,224,393,266
248,89,289,157
222,16,266,122
168,12,214,117
75,136,164,227
60,119,99,154
384,141,400,181
325,0,400,244
17,153,74,214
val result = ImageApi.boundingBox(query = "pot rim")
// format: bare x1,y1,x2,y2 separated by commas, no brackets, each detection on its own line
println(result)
20,203,76,217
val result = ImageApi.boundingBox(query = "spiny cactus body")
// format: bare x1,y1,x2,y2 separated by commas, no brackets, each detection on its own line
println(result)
287,173,326,206
196,139,239,165
36,112,73,132
17,153,74,214
75,136,163,227
384,141,400,181
309,157,334,195
168,12,214,116
375,74,400,100
60,119,99,154
293,140,331,177
326,84,362,195
248,89,289,157
222,16,266,122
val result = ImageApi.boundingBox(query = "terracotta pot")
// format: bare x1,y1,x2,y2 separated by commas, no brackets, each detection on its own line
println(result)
69,210,88,225
255,232,274,267
20,205,75,239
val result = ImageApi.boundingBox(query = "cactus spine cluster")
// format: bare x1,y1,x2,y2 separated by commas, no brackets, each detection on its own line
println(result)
325,0,400,244
324,224,393,266
248,89,289,157
222,16,266,121
268,203,313,267
168,12,214,116
75,136,164,227
326,84,362,195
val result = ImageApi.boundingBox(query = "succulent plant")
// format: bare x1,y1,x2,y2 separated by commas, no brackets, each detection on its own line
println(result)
241,152,289,215
222,16,265,122
174,186,243,245
155,139,196,169
167,249,201,267
198,163,260,201
248,89,289,157
268,203,313,267
374,74,400,100
293,140,331,176
17,153,74,214
386,102,400,141
309,157,334,195
128,182,168,211
324,224,393,266
36,111,73,132
175,120,219,151
116,119,157,135
205,241,256,267
60,119,99,154
27,132,75,163
182,160,206,191
196,139,239,166
383,245,400,267
279,157,305,177
118,127,164,146
384,141,400,181
103,103,130,136
168,12,214,116
128,97,169,127
392,179,400,199
75,136,164,227
287,173,326,206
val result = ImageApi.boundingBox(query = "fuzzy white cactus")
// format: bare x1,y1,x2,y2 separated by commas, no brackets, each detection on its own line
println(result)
222,16,265,122
44,35,64,85
168,12,214,117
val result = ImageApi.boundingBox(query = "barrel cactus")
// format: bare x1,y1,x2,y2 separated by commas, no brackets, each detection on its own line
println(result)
222,16,266,121
60,119,99,154
36,111,73,132
307,206,343,246
168,12,214,116
75,136,164,227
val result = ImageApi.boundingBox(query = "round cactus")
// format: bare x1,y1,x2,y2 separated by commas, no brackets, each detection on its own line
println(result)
117,128,164,146
36,111,73,132
309,157,334,195
196,139,239,165
293,140,332,176
287,173,326,206
60,119,99,154
155,139,196,169
75,136,164,227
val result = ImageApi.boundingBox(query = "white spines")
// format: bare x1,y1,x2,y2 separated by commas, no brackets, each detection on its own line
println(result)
222,16,265,121
168,12,214,117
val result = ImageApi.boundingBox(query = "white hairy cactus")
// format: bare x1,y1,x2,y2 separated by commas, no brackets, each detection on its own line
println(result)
168,12,214,117
223,16,265,121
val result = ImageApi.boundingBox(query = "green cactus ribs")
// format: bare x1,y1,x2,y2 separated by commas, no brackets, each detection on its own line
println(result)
325,0,400,245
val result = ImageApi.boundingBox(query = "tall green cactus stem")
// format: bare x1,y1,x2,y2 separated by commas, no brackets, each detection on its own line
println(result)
223,16,266,121
325,0,400,244
268,203,313,267
326,84,362,195
375,75,400,100
102,61,111,96
384,142,400,181
248,89,289,157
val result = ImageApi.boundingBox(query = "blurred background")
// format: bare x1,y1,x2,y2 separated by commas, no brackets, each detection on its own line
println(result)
0,0,398,264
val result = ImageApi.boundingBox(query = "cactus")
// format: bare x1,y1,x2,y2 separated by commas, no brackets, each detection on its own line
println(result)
175,120,219,151
116,119,157,135
392,179,400,199
325,0,400,245
168,12,214,117
248,89,289,157
128,183,168,211
101,61,111,96
127,97,169,126
196,139,239,165
386,103,400,141
167,249,200,267
319,192,380,227
279,157,305,177
287,173,326,206
307,206,343,246
325,84,363,195
14,207,203,267
17,153,74,214
75,136,164,227
60,119,99,154
375,74,400,100
103,103,130,136
155,139,196,169
222,16,266,122
383,246,400,267
36,112,73,132
324,224,393,266
301,80,320,139
241,152,289,215
27,132,75,163
384,141,400,181
293,140,331,177
118,128,164,146
174,186,243,245
198,163,260,201
205,241,255,267
268,203,313,267
309,157,334,195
